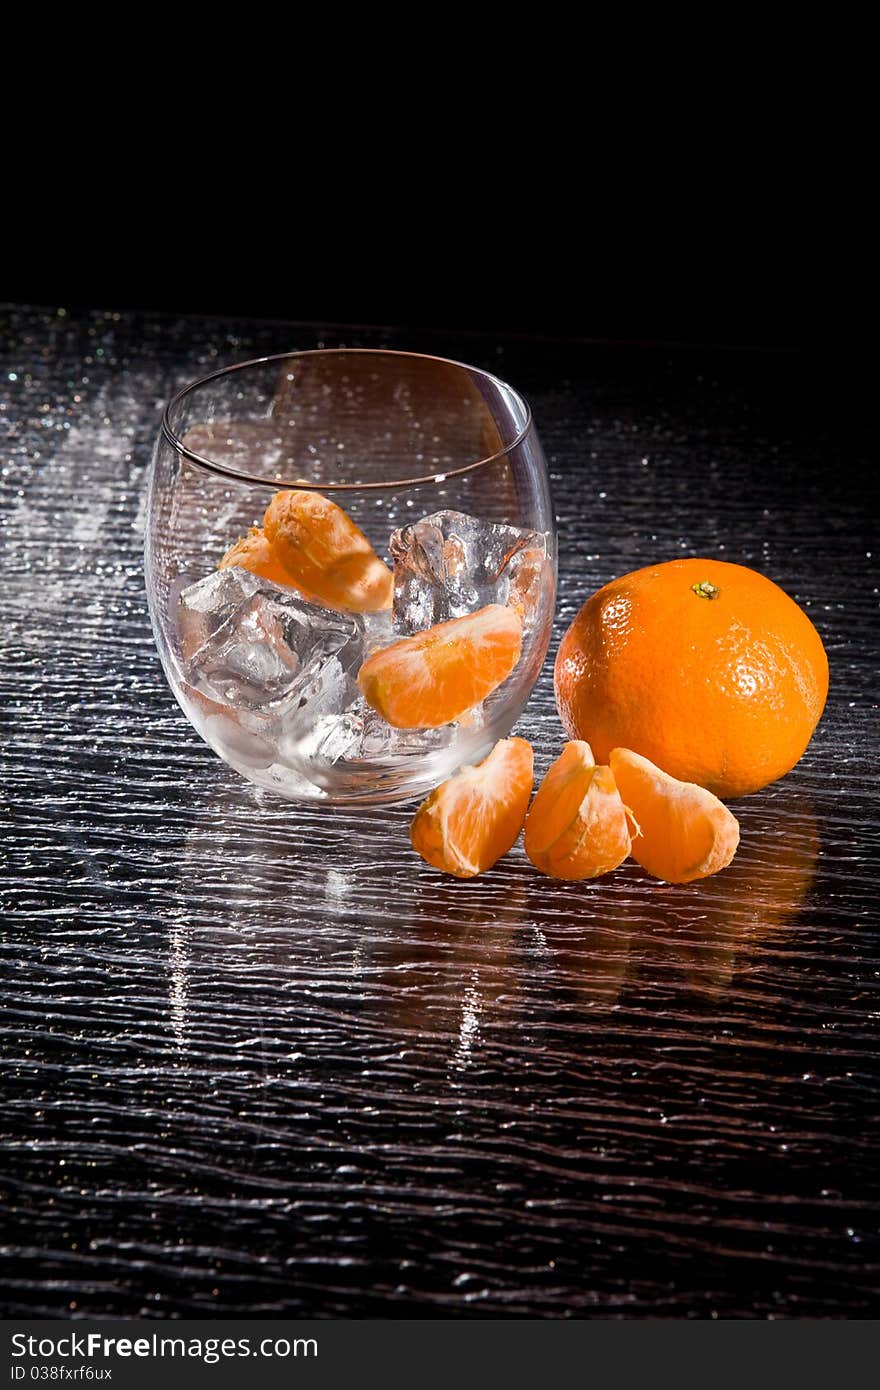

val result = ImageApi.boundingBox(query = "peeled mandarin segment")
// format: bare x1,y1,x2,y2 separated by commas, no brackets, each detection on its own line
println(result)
410,738,534,879
218,527,293,587
609,747,739,884
263,489,393,613
523,740,593,853
524,741,633,880
357,604,523,729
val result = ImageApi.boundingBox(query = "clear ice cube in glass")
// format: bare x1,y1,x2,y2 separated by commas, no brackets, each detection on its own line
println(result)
178,566,364,722
390,509,549,633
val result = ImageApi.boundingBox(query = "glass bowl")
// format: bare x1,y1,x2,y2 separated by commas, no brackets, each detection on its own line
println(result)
145,349,556,804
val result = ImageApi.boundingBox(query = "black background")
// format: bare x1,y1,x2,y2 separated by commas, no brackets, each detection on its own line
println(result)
0,240,838,349
3,21,871,354
3,148,865,353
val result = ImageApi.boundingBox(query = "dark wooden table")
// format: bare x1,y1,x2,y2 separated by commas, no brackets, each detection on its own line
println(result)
2,305,878,1318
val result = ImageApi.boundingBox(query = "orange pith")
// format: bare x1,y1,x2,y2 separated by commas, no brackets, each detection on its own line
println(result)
218,527,293,587
410,737,534,878
524,740,635,880
262,489,393,613
609,747,739,884
358,604,523,729
554,558,829,798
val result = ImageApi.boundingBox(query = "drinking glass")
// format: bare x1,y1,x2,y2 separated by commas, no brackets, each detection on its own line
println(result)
145,349,556,804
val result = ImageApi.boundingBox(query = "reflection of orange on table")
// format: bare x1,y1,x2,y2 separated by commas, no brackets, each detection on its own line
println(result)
536,794,819,1009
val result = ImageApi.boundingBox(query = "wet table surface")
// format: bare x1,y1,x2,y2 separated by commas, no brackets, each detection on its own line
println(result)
2,305,878,1319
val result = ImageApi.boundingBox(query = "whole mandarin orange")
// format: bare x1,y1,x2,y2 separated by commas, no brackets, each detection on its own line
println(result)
554,558,828,798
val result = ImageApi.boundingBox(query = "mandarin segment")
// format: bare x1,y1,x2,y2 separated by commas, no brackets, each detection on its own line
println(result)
357,604,523,729
263,489,393,613
218,527,293,587
609,747,739,884
409,737,534,878
524,741,635,880
555,558,829,798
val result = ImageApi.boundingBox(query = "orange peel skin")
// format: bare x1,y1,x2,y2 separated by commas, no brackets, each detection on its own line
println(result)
357,604,523,729
524,741,636,880
410,738,534,879
609,747,739,884
263,489,393,614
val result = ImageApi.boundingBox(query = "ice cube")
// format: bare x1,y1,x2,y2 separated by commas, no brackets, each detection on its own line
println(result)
275,651,363,769
390,510,549,632
302,711,365,764
177,567,364,720
359,701,456,760
361,605,395,658
177,565,264,662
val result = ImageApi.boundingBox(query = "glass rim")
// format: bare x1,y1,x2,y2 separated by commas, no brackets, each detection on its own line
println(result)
161,347,534,492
